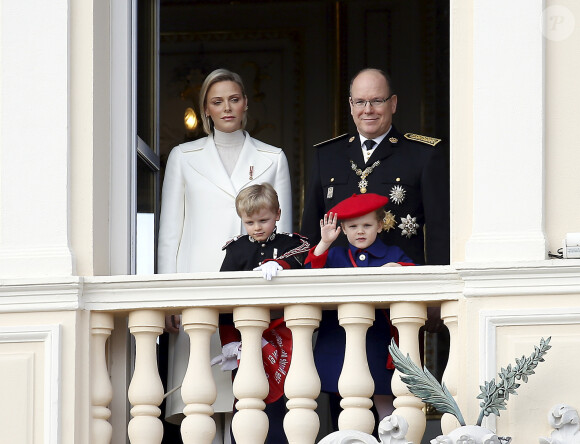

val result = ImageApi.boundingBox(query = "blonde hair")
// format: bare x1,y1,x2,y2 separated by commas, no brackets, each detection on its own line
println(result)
199,68,248,135
235,183,280,217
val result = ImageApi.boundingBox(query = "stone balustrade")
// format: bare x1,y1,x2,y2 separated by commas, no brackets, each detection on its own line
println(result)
84,266,461,444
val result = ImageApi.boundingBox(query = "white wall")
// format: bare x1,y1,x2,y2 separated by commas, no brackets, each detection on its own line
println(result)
0,0,74,278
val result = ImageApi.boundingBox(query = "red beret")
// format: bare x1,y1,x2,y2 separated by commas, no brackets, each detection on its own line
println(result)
327,193,389,220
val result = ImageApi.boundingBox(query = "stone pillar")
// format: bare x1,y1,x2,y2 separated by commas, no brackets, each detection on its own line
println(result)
466,0,547,261
231,307,270,444
128,310,165,444
180,308,219,444
390,302,427,444
283,305,322,444
337,303,375,434
0,0,73,278
91,312,114,444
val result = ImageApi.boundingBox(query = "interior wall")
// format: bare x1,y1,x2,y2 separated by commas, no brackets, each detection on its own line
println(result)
158,0,449,231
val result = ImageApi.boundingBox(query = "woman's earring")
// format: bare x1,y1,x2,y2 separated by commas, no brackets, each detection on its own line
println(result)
245,106,248,111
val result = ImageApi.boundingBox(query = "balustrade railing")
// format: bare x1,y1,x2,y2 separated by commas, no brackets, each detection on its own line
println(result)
86,266,461,444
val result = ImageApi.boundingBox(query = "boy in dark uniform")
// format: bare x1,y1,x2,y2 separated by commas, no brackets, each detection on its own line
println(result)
214,182,310,444
305,193,414,430
220,183,309,278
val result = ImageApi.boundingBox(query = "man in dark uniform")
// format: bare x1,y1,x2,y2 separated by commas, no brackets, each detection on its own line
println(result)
301,68,449,265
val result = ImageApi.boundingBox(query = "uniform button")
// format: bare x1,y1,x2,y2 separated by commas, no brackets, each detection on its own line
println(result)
359,254,366,261
261,252,264,255
261,244,266,247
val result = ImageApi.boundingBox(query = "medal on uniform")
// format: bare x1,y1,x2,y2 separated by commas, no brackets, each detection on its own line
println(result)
398,214,419,238
249,165,254,180
327,186,334,199
359,179,368,194
350,160,380,194
383,211,397,231
389,185,406,205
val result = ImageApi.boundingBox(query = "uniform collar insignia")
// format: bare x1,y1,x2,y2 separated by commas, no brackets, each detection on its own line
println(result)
249,227,277,243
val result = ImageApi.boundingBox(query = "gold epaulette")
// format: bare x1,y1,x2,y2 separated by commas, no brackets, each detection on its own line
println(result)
314,133,350,148
404,133,442,147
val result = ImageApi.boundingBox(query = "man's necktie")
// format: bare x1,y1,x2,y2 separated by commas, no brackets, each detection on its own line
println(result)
363,139,376,150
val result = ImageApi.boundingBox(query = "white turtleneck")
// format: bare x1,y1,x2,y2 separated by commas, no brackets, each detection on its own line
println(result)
214,128,245,177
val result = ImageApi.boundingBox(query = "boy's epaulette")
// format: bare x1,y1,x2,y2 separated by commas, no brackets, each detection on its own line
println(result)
404,133,441,147
222,234,244,250
314,133,350,148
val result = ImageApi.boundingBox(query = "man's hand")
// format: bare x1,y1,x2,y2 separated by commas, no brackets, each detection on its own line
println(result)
253,261,283,280
165,314,181,334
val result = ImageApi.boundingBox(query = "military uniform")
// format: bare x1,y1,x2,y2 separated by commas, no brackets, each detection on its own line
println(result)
220,230,310,273
301,126,449,265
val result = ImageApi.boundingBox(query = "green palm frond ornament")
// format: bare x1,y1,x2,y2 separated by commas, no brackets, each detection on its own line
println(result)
388,336,551,426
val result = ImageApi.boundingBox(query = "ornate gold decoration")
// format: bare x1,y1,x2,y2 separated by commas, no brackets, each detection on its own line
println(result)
383,211,396,231
404,133,441,146
389,137,398,143
350,159,380,194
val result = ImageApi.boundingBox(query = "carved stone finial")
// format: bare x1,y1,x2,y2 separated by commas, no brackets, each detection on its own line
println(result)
539,404,580,444
317,415,412,444
430,425,511,444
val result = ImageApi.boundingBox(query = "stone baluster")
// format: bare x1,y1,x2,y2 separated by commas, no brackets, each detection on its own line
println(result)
232,307,270,444
283,305,322,444
390,302,427,444
440,301,461,434
180,307,219,443
337,303,375,433
91,312,114,444
127,310,165,444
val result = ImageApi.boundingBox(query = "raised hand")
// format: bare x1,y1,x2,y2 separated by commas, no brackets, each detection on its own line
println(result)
320,212,341,244
313,212,341,256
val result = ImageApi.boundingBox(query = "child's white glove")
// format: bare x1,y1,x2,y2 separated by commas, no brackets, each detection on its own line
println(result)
253,261,283,280
210,341,241,371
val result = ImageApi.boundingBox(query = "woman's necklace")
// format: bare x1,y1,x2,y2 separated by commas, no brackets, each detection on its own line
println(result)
350,159,381,194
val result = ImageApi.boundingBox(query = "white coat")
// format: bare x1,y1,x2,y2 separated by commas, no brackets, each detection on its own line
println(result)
157,132,293,420
158,132,292,274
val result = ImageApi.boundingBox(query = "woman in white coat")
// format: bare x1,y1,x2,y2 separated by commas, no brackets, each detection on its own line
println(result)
158,68,292,437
